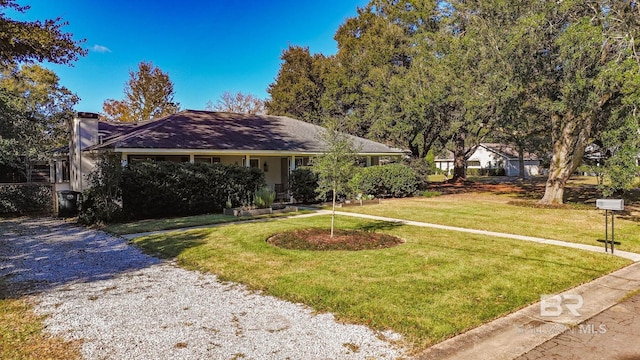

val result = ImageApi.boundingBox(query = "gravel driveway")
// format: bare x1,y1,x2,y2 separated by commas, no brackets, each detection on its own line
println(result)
0,217,405,359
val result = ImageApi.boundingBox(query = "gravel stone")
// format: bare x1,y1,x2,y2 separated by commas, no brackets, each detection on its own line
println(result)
0,217,405,359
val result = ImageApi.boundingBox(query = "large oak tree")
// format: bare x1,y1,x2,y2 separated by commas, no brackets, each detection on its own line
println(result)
267,0,640,202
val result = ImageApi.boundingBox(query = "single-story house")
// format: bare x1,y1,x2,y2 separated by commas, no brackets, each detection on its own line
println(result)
50,110,407,195
434,143,541,177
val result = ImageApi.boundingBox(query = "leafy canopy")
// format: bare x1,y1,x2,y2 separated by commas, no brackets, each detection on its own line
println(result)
0,0,86,65
0,63,78,180
102,61,179,122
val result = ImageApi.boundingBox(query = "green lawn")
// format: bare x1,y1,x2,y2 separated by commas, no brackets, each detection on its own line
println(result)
105,210,312,235
131,215,629,351
337,194,640,253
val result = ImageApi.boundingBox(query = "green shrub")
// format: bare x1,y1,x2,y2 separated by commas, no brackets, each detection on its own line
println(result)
253,186,275,209
349,164,418,198
289,167,319,203
467,168,506,177
121,162,265,220
78,153,124,225
403,157,431,190
467,168,480,176
0,183,52,215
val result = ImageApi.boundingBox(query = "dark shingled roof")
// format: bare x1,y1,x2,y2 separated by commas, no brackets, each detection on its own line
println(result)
87,110,406,155
480,143,540,161
99,121,137,137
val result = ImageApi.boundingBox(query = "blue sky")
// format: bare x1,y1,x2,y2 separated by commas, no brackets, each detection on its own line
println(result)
10,1,367,112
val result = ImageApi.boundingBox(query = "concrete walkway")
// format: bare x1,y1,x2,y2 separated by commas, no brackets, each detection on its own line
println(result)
327,210,640,262
124,210,640,262
120,209,640,359
516,290,640,359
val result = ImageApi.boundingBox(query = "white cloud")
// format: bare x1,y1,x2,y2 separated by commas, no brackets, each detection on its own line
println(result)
92,44,112,53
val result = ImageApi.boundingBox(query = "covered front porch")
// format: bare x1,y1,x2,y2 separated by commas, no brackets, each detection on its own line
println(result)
118,150,385,201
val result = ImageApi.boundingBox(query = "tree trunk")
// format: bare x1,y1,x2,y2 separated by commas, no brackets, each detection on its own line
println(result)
452,130,467,182
24,156,32,183
539,114,591,205
518,146,525,180
331,182,336,238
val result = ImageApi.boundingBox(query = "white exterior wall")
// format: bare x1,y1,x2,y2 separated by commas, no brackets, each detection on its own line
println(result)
463,145,541,177
468,146,508,171
523,160,540,176
435,160,453,174
70,114,99,192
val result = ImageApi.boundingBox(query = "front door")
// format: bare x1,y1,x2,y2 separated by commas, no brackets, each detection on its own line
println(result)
280,158,289,189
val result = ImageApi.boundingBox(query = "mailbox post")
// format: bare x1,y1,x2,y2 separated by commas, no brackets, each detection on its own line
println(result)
596,199,624,254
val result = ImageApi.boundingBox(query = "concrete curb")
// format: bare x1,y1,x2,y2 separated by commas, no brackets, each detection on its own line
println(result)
416,262,640,359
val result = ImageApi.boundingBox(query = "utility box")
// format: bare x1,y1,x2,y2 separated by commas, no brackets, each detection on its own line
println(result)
596,199,624,211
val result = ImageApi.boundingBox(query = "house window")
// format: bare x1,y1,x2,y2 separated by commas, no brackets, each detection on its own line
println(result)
467,160,481,167
243,158,259,168
295,157,309,168
128,155,189,163
194,156,221,164
61,160,70,181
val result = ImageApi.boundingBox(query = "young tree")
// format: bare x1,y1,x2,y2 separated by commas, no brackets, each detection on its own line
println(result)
313,119,358,237
102,61,179,122
0,63,78,181
0,0,86,65
206,91,265,114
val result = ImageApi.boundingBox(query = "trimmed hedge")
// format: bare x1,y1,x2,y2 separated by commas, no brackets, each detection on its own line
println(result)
288,167,319,203
467,168,507,176
0,183,53,215
120,162,265,219
349,164,418,198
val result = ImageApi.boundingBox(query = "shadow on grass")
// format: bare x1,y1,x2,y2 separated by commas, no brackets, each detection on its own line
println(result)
132,231,208,259
354,221,403,232
429,179,640,219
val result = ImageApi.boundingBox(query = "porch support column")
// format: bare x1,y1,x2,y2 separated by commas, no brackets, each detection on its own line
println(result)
189,154,195,164
245,154,251,167
49,160,55,183
366,156,372,167
289,155,296,202
121,153,128,167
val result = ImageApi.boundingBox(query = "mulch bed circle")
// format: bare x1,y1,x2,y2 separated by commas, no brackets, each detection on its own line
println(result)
266,228,404,251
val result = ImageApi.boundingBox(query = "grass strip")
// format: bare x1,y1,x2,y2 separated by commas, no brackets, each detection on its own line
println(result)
0,297,80,360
